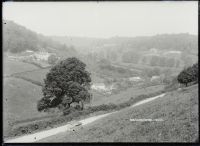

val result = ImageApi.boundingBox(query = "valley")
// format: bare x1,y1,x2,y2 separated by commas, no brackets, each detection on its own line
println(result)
3,19,198,142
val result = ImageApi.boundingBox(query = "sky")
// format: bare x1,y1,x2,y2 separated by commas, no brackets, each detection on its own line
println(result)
3,1,198,38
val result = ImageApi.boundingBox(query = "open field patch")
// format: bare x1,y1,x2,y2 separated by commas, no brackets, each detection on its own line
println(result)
3,58,39,76
3,78,49,134
90,84,165,106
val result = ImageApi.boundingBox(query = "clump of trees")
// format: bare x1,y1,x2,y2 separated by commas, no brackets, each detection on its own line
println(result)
121,51,141,64
177,63,198,87
48,54,58,65
3,20,77,55
150,56,176,67
144,67,161,78
37,57,92,114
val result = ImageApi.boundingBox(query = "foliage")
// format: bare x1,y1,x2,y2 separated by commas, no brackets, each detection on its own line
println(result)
144,67,161,78
122,51,141,64
37,57,92,113
48,54,58,65
177,63,198,86
98,58,111,66
3,20,77,54
181,52,194,68
150,56,176,67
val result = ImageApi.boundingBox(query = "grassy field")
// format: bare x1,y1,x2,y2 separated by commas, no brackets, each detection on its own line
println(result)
14,68,105,85
13,68,49,84
3,78,49,133
5,86,166,138
3,57,183,140
39,84,198,142
89,85,165,106
3,58,39,76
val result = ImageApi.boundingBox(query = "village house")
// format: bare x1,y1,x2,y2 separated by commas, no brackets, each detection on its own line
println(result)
151,75,161,82
128,76,142,82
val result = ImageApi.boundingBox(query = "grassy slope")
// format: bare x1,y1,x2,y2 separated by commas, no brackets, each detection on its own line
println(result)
3,58,39,76
90,85,164,106
3,78,48,126
13,68,49,84
14,68,104,85
39,84,198,142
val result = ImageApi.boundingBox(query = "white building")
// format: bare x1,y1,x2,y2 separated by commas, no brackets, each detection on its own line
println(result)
25,50,34,53
34,51,51,61
151,76,161,82
91,83,107,91
129,76,142,82
91,83,115,92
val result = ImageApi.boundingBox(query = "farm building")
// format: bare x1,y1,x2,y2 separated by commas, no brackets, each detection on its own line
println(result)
151,76,161,82
128,76,142,82
91,83,115,92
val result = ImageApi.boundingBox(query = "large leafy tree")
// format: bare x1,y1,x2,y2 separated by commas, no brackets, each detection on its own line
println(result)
37,57,92,113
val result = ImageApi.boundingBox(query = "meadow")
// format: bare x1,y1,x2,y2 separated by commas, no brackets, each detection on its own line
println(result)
3,58,39,76
3,78,48,134
39,84,198,142
89,84,165,106
3,56,181,139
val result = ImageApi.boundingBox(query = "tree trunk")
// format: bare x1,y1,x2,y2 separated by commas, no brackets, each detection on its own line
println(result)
80,100,84,110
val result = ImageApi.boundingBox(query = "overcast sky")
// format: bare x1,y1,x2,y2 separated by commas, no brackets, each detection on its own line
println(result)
3,1,198,38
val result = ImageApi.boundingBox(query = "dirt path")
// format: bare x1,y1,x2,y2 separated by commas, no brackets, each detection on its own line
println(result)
5,93,166,143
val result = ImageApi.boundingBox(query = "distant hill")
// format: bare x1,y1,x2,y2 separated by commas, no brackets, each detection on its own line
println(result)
3,20,77,57
50,33,198,55
50,33,198,68
50,36,107,54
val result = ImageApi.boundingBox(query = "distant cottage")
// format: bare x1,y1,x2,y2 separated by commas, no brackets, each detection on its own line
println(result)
129,76,142,82
91,83,107,91
151,76,160,82
91,83,115,92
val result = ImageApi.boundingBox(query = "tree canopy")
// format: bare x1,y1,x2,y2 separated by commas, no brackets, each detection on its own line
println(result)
3,20,77,55
177,63,198,86
37,57,92,114
48,54,59,65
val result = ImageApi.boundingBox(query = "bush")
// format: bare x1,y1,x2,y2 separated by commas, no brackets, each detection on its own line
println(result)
177,63,198,87
48,54,58,65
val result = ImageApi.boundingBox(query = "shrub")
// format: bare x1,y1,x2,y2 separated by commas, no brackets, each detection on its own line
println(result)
48,54,58,65
177,63,198,87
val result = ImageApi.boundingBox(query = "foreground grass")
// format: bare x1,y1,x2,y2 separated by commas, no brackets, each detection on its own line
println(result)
4,88,166,139
3,78,50,135
39,84,198,142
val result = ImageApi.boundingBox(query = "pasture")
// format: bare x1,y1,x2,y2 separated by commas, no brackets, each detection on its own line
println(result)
3,78,48,133
3,58,39,76
39,84,198,142
89,84,165,106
